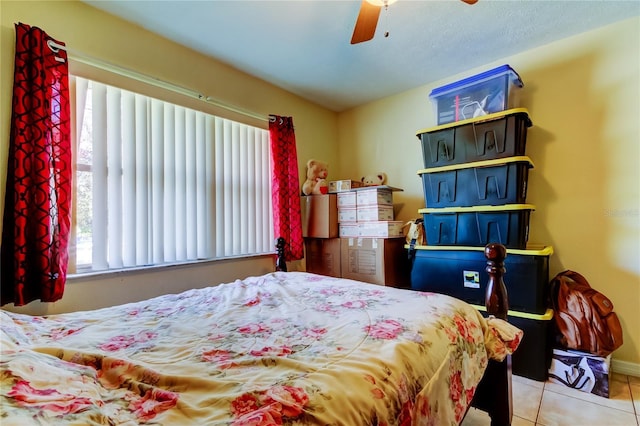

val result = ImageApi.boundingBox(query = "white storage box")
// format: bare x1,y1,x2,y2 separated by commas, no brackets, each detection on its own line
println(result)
339,223,359,238
337,192,357,208
357,205,394,222
329,180,363,193
338,208,357,223
358,221,403,238
356,188,393,206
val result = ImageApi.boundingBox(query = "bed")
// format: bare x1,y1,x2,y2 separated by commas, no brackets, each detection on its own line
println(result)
0,243,522,425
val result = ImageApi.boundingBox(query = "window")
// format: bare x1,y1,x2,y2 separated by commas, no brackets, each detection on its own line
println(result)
71,76,273,274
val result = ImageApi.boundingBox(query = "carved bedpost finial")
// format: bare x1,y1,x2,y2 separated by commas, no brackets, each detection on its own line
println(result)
485,243,508,320
275,237,287,272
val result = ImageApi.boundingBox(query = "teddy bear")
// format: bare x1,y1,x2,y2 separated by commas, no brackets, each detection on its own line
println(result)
361,172,387,187
302,159,329,195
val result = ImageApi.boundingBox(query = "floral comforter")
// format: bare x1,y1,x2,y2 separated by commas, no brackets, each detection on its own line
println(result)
0,272,522,425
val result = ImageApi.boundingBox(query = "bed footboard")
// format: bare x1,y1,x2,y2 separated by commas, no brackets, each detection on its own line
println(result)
471,243,513,426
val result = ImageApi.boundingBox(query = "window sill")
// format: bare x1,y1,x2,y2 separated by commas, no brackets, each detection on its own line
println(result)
66,253,273,283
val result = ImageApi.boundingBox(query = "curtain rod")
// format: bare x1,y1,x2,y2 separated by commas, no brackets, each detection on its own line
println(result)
47,40,267,123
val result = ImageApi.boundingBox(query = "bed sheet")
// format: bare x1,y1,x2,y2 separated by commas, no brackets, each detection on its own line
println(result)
1,272,521,425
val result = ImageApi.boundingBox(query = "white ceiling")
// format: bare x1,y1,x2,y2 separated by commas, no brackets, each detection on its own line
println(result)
83,0,640,112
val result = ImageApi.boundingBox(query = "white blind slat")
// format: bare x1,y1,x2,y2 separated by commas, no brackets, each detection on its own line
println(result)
75,78,272,273
91,82,108,270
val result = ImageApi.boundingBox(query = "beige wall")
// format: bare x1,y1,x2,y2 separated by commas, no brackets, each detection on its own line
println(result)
337,17,640,368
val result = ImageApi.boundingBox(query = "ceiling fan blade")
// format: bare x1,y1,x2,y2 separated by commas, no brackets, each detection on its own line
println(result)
351,0,382,44
460,0,478,4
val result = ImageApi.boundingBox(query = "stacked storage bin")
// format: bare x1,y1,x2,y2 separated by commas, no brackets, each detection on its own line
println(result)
409,65,554,381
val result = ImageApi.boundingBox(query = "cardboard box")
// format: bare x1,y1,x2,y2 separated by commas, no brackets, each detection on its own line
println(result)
339,223,359,238
301,195,338,238
329,180,363,193
337,191,357,208
357,205,394,222
548,349,612,398
340,238,409,287
338,208,357,223
304,238,341,278
356,188,393,206
358,221,404,238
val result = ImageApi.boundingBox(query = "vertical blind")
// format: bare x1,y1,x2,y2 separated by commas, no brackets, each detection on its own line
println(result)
74,77,273,272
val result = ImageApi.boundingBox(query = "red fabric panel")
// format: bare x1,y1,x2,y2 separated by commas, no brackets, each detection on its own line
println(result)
269,116,303,261
1,23,71,306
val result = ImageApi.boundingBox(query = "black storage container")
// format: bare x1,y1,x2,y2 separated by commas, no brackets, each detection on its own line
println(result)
418,156,533,208
476,306,554,382
416,108,532,169
409,245,553,314
419,204,533,249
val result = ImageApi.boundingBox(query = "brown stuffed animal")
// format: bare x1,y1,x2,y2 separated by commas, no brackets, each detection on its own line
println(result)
302,159,329,195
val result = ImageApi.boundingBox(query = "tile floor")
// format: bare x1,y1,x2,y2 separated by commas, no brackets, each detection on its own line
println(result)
462,373,640,426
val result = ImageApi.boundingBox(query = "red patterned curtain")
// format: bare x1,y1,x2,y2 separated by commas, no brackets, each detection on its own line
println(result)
1,23,72,306
269,115,303,261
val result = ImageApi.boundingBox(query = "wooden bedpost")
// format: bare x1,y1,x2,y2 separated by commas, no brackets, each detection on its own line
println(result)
471,243,513,426
275,237,287,272
485,242,509,320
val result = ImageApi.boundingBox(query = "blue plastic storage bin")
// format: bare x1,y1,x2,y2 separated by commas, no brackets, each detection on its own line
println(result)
418,156,533,208
419,203,534,249
430,64,524,125
416,108,532,169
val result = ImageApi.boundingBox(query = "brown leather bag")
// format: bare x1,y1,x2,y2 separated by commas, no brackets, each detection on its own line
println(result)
549,270,623,356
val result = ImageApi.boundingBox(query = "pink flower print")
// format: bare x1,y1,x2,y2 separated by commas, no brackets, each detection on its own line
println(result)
455,400,466,423
320,286,343,295
127,388,179,422
202,349,237,369
371,387,385,399
444,326,458,344
365,318,404,340
302,327,327,339
449,370,463,402
238,323,270,334
98,331,157,352
208,333,226,341
465,387,475,403
398,400,414,426
232,405,283,426
453,314,479,343
99,335,136,351
230,386,309,424
315,304,339,314
8,380,94,415
249,345,292,357
244,296,261,307
341,300,367,309
231,392,260,417
261,385,309,418
50,327,79,340
363,374,376,385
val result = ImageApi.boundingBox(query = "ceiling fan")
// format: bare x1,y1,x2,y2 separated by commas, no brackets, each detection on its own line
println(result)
350,0,478,44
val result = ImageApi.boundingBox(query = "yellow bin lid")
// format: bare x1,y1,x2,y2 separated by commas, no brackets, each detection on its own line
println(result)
417,156,534,175
416,107,532,136
403,244,553,257
471,305,554,321
419,204,535,214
